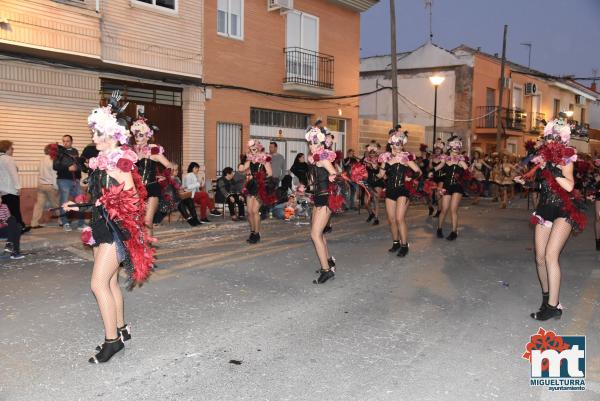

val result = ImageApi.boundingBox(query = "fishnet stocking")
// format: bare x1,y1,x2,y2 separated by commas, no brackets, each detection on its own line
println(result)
91,244,122,339
534,218,572,306
311,206,332,269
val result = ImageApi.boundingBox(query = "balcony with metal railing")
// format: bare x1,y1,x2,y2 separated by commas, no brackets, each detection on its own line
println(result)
476,106,528,132
283,47,334,96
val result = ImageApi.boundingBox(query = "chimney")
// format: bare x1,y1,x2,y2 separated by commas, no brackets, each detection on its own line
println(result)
592,82,597,92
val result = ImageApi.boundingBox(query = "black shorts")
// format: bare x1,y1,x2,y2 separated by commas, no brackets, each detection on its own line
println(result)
146,182,162,198
535,203,568,223
386,187,410,201
443,184,464,195
245,179,258,197
314,194,329,208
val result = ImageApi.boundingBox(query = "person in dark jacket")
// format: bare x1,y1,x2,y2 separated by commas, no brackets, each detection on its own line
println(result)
53,135,85,231
290,153,309,187
216,167,245,221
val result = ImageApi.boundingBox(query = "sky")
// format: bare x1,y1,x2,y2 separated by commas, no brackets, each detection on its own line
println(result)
360,0,600,80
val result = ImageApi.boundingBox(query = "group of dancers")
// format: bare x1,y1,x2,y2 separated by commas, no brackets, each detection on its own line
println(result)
62,93,589,364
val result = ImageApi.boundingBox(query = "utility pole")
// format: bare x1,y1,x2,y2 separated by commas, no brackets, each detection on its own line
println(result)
496,25,508,152
389,0,399,127
425,0,433,42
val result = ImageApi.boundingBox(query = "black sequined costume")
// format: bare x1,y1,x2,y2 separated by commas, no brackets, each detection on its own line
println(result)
136,157,162,198
365,161,384,189
245,162,266,197
87,169,130,265
431,159,445,183
312,165,330,207
534,166,569,223
384,163,412,200
441,164,465,195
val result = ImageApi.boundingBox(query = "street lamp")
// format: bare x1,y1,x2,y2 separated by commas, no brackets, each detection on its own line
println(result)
429,75,445,147
565,110,574,118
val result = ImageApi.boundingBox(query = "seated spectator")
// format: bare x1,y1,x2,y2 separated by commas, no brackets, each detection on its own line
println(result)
216,167,245,221
156,164,201,226
233,163,247,194
271,175,293,219
183,162,221,223
0,197,24,259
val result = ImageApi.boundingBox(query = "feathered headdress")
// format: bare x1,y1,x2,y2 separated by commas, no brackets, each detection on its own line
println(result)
388,131,408,147
305,127,326,145
448,136,463,151
247,139,264,151
87,91,130,145
543,118,571,144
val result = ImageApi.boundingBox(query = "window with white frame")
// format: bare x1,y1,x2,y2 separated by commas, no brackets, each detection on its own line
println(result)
286,11,319,82
134,0,177,11
217,0,243,39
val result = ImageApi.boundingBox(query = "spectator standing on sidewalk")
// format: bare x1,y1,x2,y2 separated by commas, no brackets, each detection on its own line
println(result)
31,144,60,228
269,142,285,184
54,135,85,231
0,197,24,259
0,140,29,233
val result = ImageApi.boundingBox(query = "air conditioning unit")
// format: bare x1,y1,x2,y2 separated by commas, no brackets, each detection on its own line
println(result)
524,82,537,96
575,94,586,105
268,0,293,11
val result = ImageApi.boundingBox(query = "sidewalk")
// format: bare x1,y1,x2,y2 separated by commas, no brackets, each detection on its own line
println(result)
18,213,240,252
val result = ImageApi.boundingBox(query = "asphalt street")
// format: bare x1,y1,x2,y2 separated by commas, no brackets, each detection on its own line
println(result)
1,200,599,401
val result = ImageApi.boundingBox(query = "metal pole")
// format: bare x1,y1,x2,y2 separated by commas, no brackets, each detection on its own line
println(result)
496,25,508,152
389,0,399,127
432,85,438,147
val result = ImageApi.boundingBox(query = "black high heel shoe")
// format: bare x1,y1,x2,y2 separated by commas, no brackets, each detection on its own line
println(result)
96,324,130,351
313,269,335,284
315,257,336,273
397,243,409,257
366,213,375,223
530,303,562,321
248,232,261,244
446,231,457,241
373,218,380,226
538,292,549,312
246,231,255,243
436,228,444,238
89,337,124,364
388,241,401,252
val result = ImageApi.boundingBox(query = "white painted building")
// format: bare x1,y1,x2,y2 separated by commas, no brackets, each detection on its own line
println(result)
360,42,474,147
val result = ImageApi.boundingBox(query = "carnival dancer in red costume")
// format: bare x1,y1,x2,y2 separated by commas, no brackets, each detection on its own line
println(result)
243,140,274,244
434,136,469,240
62,94,155,363
378,131,421,257
517,115,586,321
306,128,341,284
132,117,173,238
363,142,383,225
